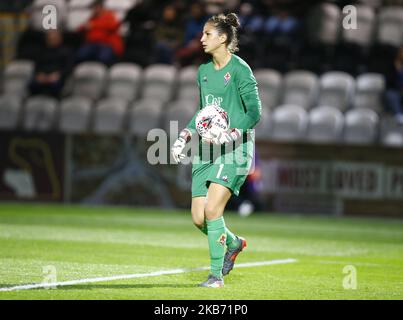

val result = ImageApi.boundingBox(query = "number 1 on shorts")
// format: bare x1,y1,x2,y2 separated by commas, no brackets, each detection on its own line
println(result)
216,164,224,179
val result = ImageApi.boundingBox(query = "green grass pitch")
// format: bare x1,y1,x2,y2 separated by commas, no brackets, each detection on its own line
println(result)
0,203,402,300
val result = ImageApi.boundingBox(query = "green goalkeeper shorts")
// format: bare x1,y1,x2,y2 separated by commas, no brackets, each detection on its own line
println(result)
191,138,254,197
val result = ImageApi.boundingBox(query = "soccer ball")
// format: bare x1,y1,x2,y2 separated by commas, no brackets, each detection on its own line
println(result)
195,105,229,139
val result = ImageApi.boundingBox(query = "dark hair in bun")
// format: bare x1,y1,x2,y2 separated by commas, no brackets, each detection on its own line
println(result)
207,13,240,53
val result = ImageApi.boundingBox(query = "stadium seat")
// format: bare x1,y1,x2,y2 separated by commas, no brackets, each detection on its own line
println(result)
68,0,96,9
317,71,355,112
104,0,136,21
343,108,379,145
29,0,67,30
306,105,344,143
107,63,142,102
177,66,199,101
254,107,272,140
254,69,282,110
93,97,128,135
164,99,198,133
380,116,403,147
70,62,107,100
104,0,136,11
129,99,164,137
306,3,341,45
0,95,23,130
353,73,385,113
59,96,92,134
282,71,319,110
142,64,177,103
3,60,34,97
341,5,375,47
376,6,403,47
357,0,383,9
66,8,92,32
270,104,308,141
23,95,58,131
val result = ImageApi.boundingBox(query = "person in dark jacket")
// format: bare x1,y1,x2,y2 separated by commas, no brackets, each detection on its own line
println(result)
385,45,403,123
29,30,72,98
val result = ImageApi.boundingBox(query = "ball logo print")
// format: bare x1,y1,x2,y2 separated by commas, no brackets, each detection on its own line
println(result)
200,117,212,130
195,105,229,139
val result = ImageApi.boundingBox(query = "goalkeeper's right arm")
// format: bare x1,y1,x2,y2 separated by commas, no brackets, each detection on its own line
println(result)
171,128,192,164
185,67,202,135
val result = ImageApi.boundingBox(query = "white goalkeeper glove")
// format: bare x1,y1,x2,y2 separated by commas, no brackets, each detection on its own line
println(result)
171,128,192,163
203,127,242,145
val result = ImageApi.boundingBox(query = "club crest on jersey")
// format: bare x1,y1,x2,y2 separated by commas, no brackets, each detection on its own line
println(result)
217,233,227,246
221,175,228,183
224,72,231,86
202,75,208,83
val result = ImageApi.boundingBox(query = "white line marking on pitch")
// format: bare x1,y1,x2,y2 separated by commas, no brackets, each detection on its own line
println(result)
0,258,297,292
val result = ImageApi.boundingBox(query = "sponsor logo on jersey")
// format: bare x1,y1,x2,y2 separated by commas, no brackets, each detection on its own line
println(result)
224,72,231,86
217,233,227,246
205,94,223,106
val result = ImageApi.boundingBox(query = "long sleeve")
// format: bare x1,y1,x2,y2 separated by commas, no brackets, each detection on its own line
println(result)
185,68,201,135
236,64,262,130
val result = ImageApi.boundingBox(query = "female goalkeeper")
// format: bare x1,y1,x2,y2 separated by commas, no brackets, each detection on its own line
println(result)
171,13,262,288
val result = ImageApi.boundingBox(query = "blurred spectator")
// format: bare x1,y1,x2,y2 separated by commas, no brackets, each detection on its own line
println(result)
385,46,403,123
263,7,299,42
123,0,156,66
75,0,123,66
153,5,184,64
204,0,226,15
29,30,72,98
124,0,158,31
203,0,240,14
236,2,265,69
183,2,209,46
0,0,33,12
260,4,301,71
238,2,264,34
176,2,209,67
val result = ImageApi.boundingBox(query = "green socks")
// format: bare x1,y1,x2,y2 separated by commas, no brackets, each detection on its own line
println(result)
197,220,240,249
197,223,208,235
225,227,240,250
206,217,226,279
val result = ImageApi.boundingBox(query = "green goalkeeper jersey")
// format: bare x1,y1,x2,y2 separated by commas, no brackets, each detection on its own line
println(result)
186,54,262,135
